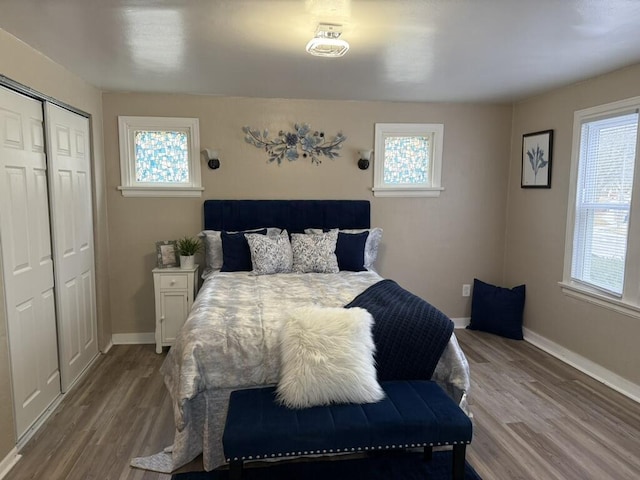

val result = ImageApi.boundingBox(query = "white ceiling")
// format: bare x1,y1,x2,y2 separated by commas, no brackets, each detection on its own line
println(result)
2,0,640,103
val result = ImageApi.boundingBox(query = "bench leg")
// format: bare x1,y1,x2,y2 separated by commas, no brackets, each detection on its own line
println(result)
229,460,244,480
423,445,433,461
452,444,466,480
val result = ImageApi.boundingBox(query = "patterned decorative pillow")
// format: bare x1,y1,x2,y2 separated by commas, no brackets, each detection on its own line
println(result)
199,227,281,277
246,230,293,275
221,229,267,272
290,230,339,273
305,227,383,271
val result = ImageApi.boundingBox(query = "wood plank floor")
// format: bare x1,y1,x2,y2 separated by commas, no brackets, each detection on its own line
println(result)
6,330,640,479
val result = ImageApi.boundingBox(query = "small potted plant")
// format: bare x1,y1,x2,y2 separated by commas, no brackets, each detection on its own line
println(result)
176,236,201,269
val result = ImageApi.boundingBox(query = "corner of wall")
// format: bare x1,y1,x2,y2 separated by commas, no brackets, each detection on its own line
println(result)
501,102,519,284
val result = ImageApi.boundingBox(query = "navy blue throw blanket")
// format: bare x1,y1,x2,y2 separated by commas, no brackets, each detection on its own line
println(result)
345,280,454,381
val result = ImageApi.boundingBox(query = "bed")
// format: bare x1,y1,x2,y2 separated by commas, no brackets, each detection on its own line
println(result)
132,200,471,473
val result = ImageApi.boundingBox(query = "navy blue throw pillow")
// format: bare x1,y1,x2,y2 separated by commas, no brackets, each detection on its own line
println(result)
220,229,267,272
336,231,369,271
467,278,525,340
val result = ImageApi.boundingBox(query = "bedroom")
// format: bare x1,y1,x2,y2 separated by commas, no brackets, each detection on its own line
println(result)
0,1,639,479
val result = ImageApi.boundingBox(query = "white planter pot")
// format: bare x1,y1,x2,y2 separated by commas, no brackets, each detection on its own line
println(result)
180,255,195,269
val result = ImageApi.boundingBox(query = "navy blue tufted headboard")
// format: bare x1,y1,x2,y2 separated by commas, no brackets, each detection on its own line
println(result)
203,200,370,233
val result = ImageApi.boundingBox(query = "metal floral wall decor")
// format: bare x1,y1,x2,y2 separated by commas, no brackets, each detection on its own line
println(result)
242,123,346,165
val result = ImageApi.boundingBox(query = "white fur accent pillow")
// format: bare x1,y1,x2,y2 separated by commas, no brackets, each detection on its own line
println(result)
276,306,385,409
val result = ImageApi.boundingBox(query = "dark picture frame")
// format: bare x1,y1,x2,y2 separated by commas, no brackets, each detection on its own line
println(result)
156,240,178,268
521,129,553,188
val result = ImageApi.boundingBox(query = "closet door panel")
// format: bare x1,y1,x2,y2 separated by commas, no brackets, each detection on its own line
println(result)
34,168,53,263
45,103,98,392
0,87,60,438
4,166,30,272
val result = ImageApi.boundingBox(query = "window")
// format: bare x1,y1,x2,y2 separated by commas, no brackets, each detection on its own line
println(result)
562,96,640,316
373,123,444,197
118,116,202,197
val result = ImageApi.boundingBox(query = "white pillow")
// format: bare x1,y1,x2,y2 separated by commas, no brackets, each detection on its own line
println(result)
246,230,293,275
305,227,383,271
290,230,339,273
276,306,385,409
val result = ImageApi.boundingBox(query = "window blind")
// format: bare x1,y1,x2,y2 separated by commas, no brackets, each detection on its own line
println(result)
571,112,639,295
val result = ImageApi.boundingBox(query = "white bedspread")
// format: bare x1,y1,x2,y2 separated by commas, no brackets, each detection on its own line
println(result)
132,271,470,473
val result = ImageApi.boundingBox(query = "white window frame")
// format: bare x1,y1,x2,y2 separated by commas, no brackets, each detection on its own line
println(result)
372,123,444,197
560,96,640,319
117,116,203,197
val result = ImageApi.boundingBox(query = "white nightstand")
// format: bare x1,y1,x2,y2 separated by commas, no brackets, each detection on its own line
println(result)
153,265,199,354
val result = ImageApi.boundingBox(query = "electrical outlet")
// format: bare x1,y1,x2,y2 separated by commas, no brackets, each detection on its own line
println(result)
462,284,471,297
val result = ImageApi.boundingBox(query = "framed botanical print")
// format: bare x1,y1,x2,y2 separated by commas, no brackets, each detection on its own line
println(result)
521,129,553,188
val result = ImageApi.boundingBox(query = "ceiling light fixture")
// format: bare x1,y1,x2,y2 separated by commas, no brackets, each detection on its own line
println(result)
306,23,349,58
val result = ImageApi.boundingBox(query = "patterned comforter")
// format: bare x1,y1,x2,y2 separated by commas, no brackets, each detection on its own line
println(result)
132,271,471,473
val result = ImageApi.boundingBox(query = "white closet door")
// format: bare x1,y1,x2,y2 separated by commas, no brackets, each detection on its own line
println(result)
45,103,98,392
0,87,61,437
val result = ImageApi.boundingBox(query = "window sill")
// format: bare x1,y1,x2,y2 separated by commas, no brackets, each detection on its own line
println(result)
558,281,640,319
372,187,444,198
117,186,204,198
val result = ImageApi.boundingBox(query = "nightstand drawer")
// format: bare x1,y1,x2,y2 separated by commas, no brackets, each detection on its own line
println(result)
159,274,188,290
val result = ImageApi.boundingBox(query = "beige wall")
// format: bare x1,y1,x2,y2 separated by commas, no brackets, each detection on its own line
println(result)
505,63,640,386
102,93,513,335
0,28,111,459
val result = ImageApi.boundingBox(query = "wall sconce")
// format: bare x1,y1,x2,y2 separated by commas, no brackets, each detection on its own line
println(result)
202,148,220,170
358,150,372,170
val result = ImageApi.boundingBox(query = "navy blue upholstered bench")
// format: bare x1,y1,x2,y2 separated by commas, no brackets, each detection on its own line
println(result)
223,380,473,480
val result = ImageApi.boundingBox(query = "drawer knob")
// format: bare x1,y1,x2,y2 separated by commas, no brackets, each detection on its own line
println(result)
170,279,176,285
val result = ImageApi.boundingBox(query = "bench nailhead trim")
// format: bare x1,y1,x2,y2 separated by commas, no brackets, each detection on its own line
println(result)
229,438,473,461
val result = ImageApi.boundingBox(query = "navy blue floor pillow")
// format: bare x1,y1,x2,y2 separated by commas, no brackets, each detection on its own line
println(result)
467,278,525,340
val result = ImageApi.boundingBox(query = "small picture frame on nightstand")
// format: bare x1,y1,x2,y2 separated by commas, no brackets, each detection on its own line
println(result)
156,240,178,268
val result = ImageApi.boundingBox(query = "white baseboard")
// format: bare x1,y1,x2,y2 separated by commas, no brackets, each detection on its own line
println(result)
451,317,470,329
111,332,155,345
16,393,64,451
523,327,640,404
101,340,113,354
0,448,21,480
452,318,639,403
